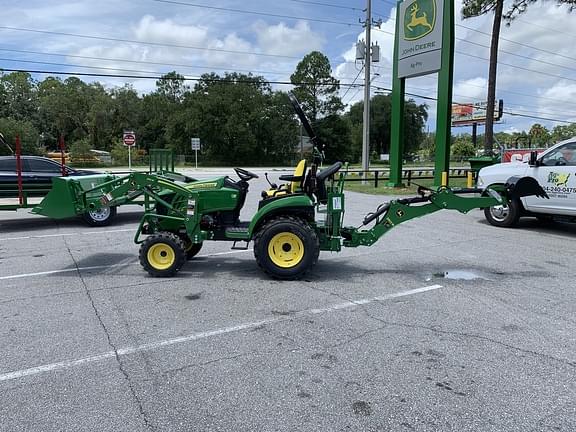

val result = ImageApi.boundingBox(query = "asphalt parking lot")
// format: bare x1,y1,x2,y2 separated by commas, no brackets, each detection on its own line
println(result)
1,173,575,432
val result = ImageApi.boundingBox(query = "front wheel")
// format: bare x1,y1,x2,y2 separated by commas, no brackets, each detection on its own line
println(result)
484,199,521,228
178,234,203,260
82,206,117,227
253,216,319,280
139,232,186,277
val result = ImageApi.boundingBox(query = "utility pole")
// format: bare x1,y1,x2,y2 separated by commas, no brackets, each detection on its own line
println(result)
361,0,372,179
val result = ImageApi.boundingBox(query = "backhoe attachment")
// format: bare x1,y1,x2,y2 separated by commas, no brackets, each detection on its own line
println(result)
340,175,548,248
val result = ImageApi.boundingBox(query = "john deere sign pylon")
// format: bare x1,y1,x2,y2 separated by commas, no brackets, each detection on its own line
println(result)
389,0,454,186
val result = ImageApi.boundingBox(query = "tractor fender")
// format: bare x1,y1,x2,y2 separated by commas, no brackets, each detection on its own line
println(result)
248,194,315,239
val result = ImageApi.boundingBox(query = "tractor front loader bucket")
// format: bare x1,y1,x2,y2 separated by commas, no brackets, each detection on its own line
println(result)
505,176,549,200
31,174,117,219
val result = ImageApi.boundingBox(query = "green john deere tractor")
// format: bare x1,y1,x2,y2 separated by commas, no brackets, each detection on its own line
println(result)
33,94,548,280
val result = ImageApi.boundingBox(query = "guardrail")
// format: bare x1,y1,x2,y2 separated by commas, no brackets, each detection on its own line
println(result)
344,167,474,188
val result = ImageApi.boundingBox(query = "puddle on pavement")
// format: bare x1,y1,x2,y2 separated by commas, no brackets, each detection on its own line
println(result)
425,270,492,281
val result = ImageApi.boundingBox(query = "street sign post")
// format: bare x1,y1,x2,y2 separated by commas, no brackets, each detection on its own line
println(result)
123,130,136,170
191,137,200,169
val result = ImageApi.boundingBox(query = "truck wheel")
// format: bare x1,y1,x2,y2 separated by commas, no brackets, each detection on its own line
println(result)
178,234,203,260
484,199,521,228
82,206,117,227
253,216,319,280
139,232,186,277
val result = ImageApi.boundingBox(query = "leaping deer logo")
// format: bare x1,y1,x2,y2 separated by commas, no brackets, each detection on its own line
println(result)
407,3,432,32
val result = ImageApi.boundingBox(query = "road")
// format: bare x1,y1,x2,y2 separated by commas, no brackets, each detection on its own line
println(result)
0,173,575,431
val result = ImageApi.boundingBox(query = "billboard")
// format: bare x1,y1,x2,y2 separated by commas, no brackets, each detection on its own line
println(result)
451,100,503,126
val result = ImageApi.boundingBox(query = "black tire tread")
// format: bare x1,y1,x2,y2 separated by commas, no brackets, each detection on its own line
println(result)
253,216,319,280
139,231,186,277
484,198,521,228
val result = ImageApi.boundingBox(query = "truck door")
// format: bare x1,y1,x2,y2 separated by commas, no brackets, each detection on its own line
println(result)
523,142,576,215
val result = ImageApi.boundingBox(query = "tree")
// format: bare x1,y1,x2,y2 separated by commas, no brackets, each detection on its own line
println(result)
156,71,188,102
347,95,428,162
0,117,40,156
315,115,353,162
290,51,341,122
451,137,476,159
462,0,573,155
0,72,38,122
528,123,550,147
550,123,576,143
37,77,97,147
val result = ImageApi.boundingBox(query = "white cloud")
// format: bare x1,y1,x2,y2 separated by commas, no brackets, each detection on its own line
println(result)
133,15,209,46
252,20,324,57
453,77,487,101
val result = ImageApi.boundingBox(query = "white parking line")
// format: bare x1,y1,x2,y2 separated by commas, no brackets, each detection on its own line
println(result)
0,284,442,382
0,249,254,281
0,228,134,242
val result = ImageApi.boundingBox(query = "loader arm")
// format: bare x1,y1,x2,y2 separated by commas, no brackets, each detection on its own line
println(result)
84,171,192,217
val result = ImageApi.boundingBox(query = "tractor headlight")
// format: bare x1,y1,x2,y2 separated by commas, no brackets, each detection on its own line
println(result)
476,176,484,187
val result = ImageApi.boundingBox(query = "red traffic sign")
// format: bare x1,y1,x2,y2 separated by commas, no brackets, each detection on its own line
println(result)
123,131,136,147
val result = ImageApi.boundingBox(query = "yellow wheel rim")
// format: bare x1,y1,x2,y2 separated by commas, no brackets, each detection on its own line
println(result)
147,243,176,270
268,232,304,268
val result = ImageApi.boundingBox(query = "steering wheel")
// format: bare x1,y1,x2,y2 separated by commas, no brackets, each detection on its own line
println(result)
234,167,259,181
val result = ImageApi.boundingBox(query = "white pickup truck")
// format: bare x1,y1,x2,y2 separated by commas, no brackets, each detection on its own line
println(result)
477,137,576,227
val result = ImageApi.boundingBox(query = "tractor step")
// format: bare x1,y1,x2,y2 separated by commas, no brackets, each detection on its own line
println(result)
231,240,250,250
225,224,250,241
225,226,249,234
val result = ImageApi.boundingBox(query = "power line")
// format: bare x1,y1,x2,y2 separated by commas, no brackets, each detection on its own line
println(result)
286,0,363,12
152,0,361,27
458,39,576,74
340,65,365,103
0,67,364,87
361,62,576,110
0,26,300,60
1,56,368,84
514,17,576,40
0,48,293,76
456,23,576,64
371,84,573,124
458,52,576,83
413,74,576,110
403,82,576,119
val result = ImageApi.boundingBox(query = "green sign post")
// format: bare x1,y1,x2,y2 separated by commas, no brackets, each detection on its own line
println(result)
389,0,454,186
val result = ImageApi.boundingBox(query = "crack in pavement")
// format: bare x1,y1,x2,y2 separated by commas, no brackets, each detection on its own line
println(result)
305,282,576,370
64,240,156,431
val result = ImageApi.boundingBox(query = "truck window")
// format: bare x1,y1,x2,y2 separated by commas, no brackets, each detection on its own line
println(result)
541,143,576,167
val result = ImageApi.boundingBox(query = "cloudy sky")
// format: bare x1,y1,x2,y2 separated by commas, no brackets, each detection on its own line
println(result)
1,0,576,134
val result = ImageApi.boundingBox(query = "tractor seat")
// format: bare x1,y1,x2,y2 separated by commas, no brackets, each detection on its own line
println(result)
261,159,307,199
314,161,343,204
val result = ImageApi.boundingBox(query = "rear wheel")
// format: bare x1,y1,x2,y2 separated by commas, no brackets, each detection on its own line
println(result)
139,232,186,277
253,216,319,280
484,199,521,228
82,206,117,227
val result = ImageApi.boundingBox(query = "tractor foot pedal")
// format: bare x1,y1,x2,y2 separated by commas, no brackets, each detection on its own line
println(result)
231,240,250,250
